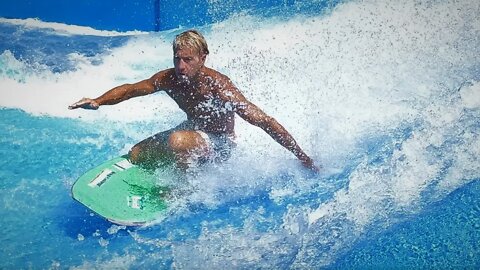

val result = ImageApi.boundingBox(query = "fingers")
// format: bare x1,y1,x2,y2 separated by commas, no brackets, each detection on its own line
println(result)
305,162,320,173
68,101,82,110
310,164,321,173
68,98,99,110
301,156,320,173
68,98,86,110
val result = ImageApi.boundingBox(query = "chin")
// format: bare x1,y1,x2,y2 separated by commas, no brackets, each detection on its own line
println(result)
177,74,190,83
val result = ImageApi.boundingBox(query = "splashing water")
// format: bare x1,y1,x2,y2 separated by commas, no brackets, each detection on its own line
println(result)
0,0,479,268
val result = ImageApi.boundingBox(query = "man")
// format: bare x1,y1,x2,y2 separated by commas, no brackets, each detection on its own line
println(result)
69,30,318,172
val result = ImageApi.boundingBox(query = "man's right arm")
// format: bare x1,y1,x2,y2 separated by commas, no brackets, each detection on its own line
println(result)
69,71,169,110
215,77,319,172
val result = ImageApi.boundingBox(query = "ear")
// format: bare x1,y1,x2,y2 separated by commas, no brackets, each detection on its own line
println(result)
201,53,207,63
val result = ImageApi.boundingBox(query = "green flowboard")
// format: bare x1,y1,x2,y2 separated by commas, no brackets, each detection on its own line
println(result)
72,156,170,226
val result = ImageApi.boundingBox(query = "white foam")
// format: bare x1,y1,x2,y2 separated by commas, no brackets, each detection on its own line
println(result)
0,17,147,36
0,34,178,122
460,82,480,109
295,0,480,227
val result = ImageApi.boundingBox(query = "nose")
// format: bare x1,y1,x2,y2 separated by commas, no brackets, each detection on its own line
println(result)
176,59,187,73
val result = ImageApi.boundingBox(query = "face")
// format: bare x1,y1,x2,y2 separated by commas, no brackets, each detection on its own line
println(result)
173,47,206,83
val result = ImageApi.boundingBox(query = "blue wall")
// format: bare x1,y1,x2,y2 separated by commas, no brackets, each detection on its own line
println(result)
0,0,158,31
0,0,296,32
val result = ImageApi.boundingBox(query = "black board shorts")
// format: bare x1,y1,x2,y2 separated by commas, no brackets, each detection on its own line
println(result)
195,130,236,163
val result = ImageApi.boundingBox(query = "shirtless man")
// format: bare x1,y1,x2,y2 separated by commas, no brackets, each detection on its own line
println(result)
69,30,318,172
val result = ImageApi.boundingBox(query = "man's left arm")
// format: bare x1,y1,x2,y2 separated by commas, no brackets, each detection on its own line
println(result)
219,84,319,171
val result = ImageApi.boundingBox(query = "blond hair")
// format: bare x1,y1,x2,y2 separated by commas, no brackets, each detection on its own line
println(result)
173,30,209,55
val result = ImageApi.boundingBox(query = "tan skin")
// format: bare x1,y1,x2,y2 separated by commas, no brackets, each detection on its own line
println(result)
69,46,319,172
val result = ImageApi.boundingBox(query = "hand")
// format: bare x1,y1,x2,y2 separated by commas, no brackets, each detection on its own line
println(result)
68,98,100,110
300,156,320,173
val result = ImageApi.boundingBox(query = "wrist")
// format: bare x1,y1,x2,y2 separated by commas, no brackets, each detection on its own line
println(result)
93,98,102,106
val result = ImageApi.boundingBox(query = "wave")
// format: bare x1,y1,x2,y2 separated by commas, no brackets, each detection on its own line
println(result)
0,18,147,36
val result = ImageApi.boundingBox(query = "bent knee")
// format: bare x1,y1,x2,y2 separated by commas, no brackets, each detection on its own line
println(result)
168,131,207,153
128,145,143,164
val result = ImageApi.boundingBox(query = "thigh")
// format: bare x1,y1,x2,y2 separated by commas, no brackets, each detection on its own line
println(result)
129,127,177,165
138,130,170,149
134,121,192,152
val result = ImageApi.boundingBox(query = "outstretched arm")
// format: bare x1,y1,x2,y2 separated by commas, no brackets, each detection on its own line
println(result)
219,83,319,172
69,71,168,110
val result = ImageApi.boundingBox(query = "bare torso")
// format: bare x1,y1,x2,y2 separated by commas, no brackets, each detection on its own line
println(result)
154,68,236,136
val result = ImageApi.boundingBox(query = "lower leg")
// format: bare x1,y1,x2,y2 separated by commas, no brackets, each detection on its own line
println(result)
128,135,174,169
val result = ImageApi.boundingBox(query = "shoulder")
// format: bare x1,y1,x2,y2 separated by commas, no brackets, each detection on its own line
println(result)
150,69,176,89
202,67,231,84
202,67,237,95
201,68,249,108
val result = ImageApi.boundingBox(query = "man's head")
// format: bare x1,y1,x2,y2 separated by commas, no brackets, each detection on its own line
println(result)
173,30,209,55
173,30,209,83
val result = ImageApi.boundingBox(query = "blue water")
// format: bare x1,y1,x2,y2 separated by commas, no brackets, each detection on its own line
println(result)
1,0,480,268
331,179,480,269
